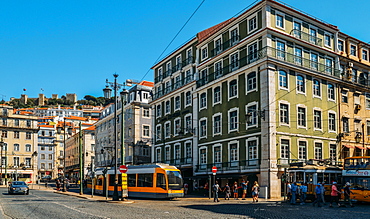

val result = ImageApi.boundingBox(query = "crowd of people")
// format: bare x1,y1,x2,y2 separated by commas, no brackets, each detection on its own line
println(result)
286,181,354,208
209,179,260,203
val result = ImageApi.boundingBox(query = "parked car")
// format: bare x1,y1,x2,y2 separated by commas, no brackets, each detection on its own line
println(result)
8,181,29,195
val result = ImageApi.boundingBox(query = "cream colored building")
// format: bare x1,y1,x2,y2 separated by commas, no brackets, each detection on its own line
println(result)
0,105,38,184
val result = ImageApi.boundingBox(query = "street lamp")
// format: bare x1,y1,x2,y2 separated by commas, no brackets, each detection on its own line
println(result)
56,118,73,192
31,151,37,189
103,74,131,201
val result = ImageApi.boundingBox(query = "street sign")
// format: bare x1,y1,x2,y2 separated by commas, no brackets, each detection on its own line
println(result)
212,166,217,173
119,165,128,173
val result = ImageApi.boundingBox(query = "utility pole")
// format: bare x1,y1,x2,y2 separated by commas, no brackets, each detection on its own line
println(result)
79,122,83,195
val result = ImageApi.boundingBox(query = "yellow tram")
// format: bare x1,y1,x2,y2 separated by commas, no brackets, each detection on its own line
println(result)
87,163,184,199
343,156,370,202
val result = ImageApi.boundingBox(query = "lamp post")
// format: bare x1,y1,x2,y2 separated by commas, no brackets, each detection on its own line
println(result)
103,74,131,201
31,151,38,189
57,118,72,192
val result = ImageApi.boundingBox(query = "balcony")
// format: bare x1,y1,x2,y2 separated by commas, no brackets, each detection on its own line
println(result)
197,46,341,88
195,159,260,173
290,29,323,47
153,75,195,100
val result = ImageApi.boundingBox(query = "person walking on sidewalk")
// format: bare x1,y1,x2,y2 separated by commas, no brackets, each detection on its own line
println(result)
290,182,297,205
223,183,231,200
312,184,322,207
321,182,326,205
213,181,221,202
329,182,341,208
300,183,307,205
241,179,248,200
232,181,239,200
252,181,259,203
343,182,354,207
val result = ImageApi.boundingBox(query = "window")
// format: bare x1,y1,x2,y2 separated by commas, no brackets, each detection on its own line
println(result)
297,107,306,127
294,47,302,65
2,118,7,126
249,16,257,32
185,69,192,83
248,43,258,62
313,79,321,97
350,45,357,56
26,120,31,127
314,143,322,160
342,117,349,133
293,21,301,38
48,154,52,160
276,14,284,28
230,53,239,70
155,148,161,162
156,125,161,141
329,113,336,132
186,48,192,63
25,144,31,152
366,93,370,109
14,119,19,127
199,119,207,138
229,143,238,163
166,62,172,75
214,61,223,78
185,115,192,133
176,55,181,71
248,140,257,160
185,142,192,159
280,103,289,124
310,53,318,70
229,79,238,98
48,163,52,170
279,70,288,88
156,105,161,118
342,90,348,103
213,114,221,135
328,83,335,100
230,28,238,45
246,104,257,126
174,144,180,160
213,145,221,163
25,158,31,167
247,72,257,91
367,121,370,136
164,122,170,139
13,157,20,167
324,34,331,47
352,69,357,83
325,58,333,74
14,144,19,151
338,40,344,51
174,119,180,135
213,86,221,104
330,144,336,161
14,131,19,139
200,148,207,165
201,47,208,60
200,69,208,84
298,141,307,160
1,131,7,138
138,174,153,187
174,75,181,89
309,28,317,44
143,108,150,117
174,96,180,110
41,154,45,159
281,139,289,159
296,75,305,93
165,146,170,162
165,101,170,114
314,110,322,129
200,93,207,109
363,50,368,61
229,109,238,131
185,91,192,106
276,41,285,60
143,125,150,137
215,38,222,54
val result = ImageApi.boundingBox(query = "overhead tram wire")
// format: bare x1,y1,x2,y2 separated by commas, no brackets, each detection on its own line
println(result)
140,0,206,81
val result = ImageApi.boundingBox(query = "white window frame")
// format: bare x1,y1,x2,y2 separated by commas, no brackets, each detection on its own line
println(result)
279,70,288,90
298,139,307,161
156,104,161,118
143,125,150,137
325,57,333,75
314,141,323,160
280,138,290,160
362,49,369,61
214,37,222,55
296,73,305,94
328,111,337,133
310,52,318,70
185,141,192,159
174,143,181,160
213,144,222,164
199,118,207,139
276,41,286,60
174,95,181,111
230,52,239,71
214,60,223,79
327,83,335,101
185,91,192,107
230,26,239,46
199,92,207,110
313,107,323,131
275,13,284,29
228,107,239,133
165,100,171,115
212,113,222,136
248,15,257,33
184,113,192,134
166,61,172,74
297,104,307,129
338,39,344,52
165,145,171,162
279,100,290,126
174,118,181,136
246,71,257,94
143,108,150,118
176,55,182,71
155,124,162,141
199,146,207,165
324,33,331,48
164,121,171,139
228,141,239,166
228,78,238,100
246,101,258,129
213,86,222,106
247,137,258,162
201,45,208,60
247,42,258,63
294,46,303,65
350,44,357,56
312,78,321,98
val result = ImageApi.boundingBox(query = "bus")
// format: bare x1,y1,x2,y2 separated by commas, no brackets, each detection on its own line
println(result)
86,163,184,199
343,156,370,202
287,160,342,201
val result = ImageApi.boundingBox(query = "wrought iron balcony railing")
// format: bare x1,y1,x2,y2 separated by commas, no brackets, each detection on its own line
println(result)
290,29,323,47
195,159,260,173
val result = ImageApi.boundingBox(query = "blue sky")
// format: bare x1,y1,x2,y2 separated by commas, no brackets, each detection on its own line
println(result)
0,0,369,101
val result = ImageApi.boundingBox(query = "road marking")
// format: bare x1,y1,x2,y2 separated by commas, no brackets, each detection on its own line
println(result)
52,202,110,219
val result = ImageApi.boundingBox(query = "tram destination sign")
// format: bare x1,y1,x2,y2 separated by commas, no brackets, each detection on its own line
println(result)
342,170,370,176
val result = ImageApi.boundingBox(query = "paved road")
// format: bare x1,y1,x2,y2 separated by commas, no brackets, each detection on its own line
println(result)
0,186,369,219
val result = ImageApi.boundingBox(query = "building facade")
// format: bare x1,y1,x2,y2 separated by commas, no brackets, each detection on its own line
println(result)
150,0,370,199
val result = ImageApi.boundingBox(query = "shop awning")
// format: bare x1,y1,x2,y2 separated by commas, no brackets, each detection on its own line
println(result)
356,145,365,150
343,145,355,148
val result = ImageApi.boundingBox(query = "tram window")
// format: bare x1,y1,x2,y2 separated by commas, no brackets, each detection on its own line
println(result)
138,174,153,187
128,174,136,187
317,173,323,184
156,173,166,189
109,174,115,186
296,172,304,182
323,173,329,184
97,177,103,186
306,173,313,183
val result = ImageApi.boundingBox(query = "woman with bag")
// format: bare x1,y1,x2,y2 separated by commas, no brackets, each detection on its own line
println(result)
252,181,259,203
329,182,341,207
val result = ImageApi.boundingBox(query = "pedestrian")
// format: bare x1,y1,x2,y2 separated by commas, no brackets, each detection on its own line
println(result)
321,182,326,205
252,181,259,203
213,181,221,202
286,182,291,202
312,183,322,207
241,179,248,200
290,182,297,205
329,182,341,208
204,182,209,197
184,183,188,196
56,179,60,191
343,182,354,207
233,181,239,200
300,183,307,205
66,179,70,191
223,183,231,200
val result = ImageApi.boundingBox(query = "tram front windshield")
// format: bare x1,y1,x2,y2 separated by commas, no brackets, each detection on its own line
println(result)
166,170,183,190
344,177,370,190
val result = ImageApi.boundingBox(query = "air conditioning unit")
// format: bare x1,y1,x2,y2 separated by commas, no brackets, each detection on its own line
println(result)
348,62,353,67
355,104,362,110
